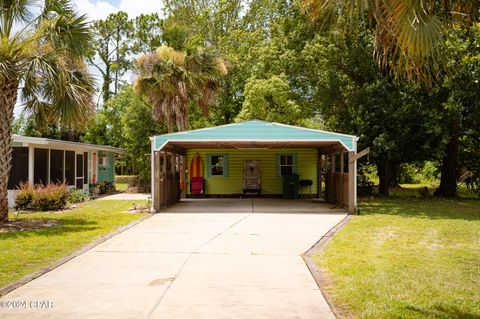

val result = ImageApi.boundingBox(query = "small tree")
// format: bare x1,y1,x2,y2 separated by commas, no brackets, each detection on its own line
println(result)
236,74,301,124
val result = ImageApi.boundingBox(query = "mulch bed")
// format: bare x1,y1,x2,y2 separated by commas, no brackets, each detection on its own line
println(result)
0,219,59,233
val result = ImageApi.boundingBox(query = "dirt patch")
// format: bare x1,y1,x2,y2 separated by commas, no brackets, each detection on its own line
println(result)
122,205,150,214
0,219,59,233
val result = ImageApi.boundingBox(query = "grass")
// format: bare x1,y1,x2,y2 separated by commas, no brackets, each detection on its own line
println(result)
115,175,134,192
315,189,480,319
0,200,147,290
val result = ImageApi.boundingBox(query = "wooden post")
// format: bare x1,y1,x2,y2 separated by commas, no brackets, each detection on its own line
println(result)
162,151,167,208
153,152,161,212
180,155,186,199
317,151,322,199
340,152,344,206
170,153,175,204
348,152,355,213
330,152,335,204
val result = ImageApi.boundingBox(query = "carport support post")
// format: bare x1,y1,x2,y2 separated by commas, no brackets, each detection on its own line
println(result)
340,152,344,206
317,152,322,199
162,151,167,208
330,152,335,204
180,155,186,199
152,151,161,212
348,152,356,213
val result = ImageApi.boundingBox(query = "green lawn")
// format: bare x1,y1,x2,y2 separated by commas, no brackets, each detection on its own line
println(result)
315,194,480,319
0,200,147,290
115,175,134,192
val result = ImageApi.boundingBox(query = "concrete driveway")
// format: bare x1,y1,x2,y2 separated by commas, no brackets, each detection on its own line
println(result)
0,199,346,319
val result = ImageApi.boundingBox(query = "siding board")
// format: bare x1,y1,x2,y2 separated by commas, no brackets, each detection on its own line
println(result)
186,148,318,195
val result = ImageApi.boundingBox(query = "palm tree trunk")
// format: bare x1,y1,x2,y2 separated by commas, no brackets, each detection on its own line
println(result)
0,79,19,222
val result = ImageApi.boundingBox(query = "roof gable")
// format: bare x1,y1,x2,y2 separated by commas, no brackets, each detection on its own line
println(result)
153,120,357,151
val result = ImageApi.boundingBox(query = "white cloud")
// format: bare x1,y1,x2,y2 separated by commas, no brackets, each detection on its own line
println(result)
73,0,164,21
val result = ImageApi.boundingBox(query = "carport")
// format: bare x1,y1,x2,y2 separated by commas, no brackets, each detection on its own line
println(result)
150,120,366,213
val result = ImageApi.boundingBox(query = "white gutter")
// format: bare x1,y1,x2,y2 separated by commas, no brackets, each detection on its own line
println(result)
12,135,125,153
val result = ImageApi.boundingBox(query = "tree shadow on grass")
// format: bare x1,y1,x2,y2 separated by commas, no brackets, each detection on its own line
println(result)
405,304,480,319
358,196,480,221
0,218,99,240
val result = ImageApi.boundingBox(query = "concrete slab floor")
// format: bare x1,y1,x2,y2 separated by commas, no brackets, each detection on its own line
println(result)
0,199,346,319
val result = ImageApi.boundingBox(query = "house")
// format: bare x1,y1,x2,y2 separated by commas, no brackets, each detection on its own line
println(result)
7,135,124,207
150,120,362,213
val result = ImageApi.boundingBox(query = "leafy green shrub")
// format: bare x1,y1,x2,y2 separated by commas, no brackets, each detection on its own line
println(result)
419,161,439,182
14,183,35,210
398,164,421,184
89,181,114,195
67,189,87,204
128,176,150,193
356,164,376,196
357,171,375,196
15,183,69,211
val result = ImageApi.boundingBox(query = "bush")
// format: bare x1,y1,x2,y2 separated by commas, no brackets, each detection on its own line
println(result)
67,189,87,204
89,181,114,195
128,176,150,193
357,171,375,196
357,164,376,196
14,183,35,210
31,184,69,211
15,183,69,211
398,164,421,184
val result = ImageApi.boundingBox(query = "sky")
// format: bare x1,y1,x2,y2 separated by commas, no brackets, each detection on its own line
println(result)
73,0,164,20
15,0,164,118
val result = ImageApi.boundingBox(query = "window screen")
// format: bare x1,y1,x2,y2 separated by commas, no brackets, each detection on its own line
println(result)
65,151,75,186
83,152,88,183
76,154,83,177
50,150,64,183
34,148,48,185
8,147,29,189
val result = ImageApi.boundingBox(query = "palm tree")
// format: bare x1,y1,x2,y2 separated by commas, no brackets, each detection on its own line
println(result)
302,0,479,81
134,45,227,132
0,0,95,221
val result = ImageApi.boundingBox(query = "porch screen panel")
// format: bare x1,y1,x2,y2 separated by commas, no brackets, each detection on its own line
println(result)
76,154,83,177
8,147,29,189
50,150,64,183
65,151,75,186
34,148,48,185
83,152,88,183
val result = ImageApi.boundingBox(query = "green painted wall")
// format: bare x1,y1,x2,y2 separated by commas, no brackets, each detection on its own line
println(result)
97,151,115,183
186,148,318,195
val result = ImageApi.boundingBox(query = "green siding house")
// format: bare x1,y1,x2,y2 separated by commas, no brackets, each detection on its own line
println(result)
7,135,124,207
151,120,360,213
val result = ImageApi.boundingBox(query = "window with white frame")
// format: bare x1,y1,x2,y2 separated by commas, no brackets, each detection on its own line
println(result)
280,154,294,176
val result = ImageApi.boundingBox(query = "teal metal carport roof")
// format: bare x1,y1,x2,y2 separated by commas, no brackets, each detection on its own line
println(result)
153,120,358,152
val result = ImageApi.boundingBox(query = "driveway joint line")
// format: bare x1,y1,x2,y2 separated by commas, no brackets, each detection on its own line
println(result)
145,210,255,318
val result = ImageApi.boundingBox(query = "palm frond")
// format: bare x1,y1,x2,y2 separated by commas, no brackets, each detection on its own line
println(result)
0,0,36,36
21,47,95,129
35,13,92,58
301,0,480,81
